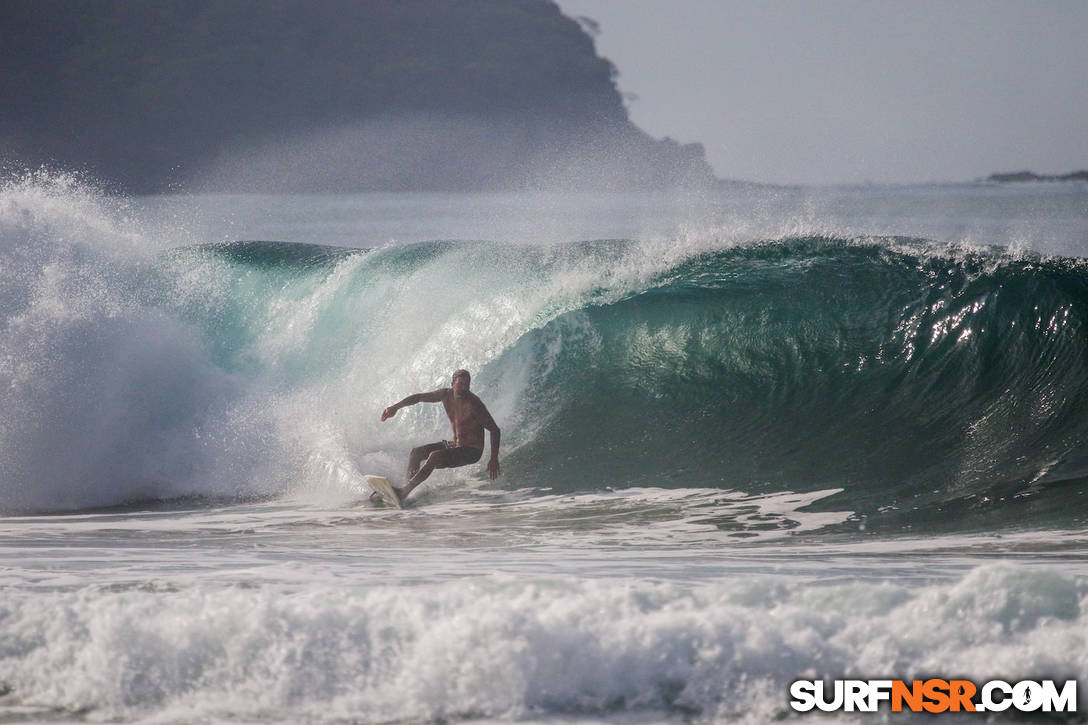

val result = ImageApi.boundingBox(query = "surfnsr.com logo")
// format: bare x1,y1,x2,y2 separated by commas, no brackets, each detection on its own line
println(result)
789,679,1077,714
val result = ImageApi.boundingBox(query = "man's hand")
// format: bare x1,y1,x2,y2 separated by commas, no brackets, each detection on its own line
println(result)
381,405,397,421
488,457,500,480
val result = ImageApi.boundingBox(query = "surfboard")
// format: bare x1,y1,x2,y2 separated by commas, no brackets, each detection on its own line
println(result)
364,475,402,509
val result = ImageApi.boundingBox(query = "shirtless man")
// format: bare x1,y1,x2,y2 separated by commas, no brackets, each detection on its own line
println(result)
379,369,500,502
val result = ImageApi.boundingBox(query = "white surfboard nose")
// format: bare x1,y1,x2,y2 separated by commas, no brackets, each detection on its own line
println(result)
364,475,403,509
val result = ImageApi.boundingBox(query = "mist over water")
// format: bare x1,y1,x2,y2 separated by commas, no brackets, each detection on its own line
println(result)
2,171,1088,723
188,114,715,194
138,177,1088,254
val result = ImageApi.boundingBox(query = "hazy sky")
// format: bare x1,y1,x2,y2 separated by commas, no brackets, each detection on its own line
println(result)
555,0,1088,185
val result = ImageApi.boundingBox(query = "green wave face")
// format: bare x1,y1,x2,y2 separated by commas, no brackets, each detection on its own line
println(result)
484,239,1088,531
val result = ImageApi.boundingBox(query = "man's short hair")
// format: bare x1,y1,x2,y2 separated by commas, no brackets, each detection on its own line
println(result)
452,369,471,381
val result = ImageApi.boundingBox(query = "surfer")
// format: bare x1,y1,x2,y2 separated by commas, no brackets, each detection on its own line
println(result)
379,369,500,502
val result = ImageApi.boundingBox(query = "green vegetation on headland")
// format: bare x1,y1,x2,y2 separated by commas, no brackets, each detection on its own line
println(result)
0,0,716,193
985,170,1088,183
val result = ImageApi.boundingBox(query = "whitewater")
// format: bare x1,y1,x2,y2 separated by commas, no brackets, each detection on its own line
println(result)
1,172,1087,723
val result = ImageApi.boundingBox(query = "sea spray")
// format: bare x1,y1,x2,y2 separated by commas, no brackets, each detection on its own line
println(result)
0,173,281,511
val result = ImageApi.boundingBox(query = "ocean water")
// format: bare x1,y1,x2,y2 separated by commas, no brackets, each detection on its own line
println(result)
2,171,1088,723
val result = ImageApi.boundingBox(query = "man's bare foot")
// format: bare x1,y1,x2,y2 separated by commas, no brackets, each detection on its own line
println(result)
394,486,408,503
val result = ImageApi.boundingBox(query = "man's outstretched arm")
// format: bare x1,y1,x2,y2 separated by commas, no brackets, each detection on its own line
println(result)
381,389,445,421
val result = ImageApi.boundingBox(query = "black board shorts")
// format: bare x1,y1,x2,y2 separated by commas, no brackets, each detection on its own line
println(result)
418,441,484,468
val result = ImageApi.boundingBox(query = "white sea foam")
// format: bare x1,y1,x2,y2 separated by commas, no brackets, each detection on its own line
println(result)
0,564,1083,723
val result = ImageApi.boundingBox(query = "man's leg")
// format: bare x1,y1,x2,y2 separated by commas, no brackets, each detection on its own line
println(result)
372,443,444,503
398,447,467,500
405,442,445,481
